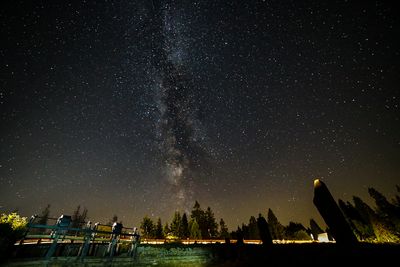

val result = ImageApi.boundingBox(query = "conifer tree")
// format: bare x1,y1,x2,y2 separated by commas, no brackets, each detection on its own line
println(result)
191,201,206,237
155,218,164,239
72,205,81,228
140,216,155,238
339,199,374,240
248,216,259,239
37,204,50,226
205,207,218,238
170,211,182,237
163,222,170,236
267,209,284,240
353,196,398,242
309,219,324,241
36,204,51,234
189,219,201,239
368,187,400,232
181,213,189,238
219,218,229,239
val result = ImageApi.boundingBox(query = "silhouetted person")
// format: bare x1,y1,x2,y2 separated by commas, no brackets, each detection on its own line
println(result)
313,179,358,245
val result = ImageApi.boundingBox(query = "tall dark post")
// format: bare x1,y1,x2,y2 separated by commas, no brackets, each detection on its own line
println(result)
257,215,273,246
313,179,358,245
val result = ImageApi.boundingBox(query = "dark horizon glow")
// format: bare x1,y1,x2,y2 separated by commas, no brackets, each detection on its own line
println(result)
0,1,399,230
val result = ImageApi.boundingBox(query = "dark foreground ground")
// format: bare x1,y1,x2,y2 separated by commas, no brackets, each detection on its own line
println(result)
2,242,400,266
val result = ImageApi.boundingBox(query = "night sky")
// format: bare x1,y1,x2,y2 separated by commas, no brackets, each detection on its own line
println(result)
1,1,399,229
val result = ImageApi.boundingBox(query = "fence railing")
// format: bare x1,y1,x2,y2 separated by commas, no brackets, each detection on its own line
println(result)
19,214,140,260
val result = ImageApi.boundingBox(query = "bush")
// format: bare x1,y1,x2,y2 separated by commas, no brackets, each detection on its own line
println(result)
0,212,27,261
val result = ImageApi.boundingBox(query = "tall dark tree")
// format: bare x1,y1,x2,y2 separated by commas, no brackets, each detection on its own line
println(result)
393,185,400,226
191,201,206,238
163,222,170,236
219,218,229,239
309,219,324,241
352,197,374,225
248,216,259,239
368,187,400,232
37,204,50,225
234,226,244,244
189,219,201,239
353,196,398,242
241,223,249,239
80,207,88,225
181,213,189,238
393,185,400,208
205,207,218,238
71,205,81,228
140,216,155,239
155,218,164,239
170,211,182,237
339,199,364,222
284,222,307,240
191,201,202,218
70,205,88,235
339,199,374,240
35,204,51,234
267,209,284,240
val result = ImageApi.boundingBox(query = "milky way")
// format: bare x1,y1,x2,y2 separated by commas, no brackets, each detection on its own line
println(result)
0,1,399,228
151,1,206,210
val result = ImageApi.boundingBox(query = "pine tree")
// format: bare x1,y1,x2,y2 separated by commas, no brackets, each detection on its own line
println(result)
394,185,400,206
181,213,189,238
140,216,155,239
284,222,307,239
267,209,284,240
248,216,259,239
393,185,400,220
36,204,51,234
189,219,201,239
163,222,170,236
219,218,229,239
80,207,88,226
241,223,249,239
191,201,206,238
339,199,374,240
205,207,218,238
369,188,398,217
368,187,400,232
155,218,164,239
309,219,324,241
170,211,182,238
71,205,81,228
235,226,244,244
353,196,398,242
339,199,364,222
70,205,88,235
37,204,50,225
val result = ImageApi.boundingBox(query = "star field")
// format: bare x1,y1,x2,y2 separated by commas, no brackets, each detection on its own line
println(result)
0,0,399,228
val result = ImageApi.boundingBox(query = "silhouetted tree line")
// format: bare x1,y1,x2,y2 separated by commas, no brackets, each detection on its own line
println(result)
140,202,313,241
140,201,223,239
233,186,400,243
231,209,313,241
34,204,89,235
33,185,400,243
338,186,400,242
